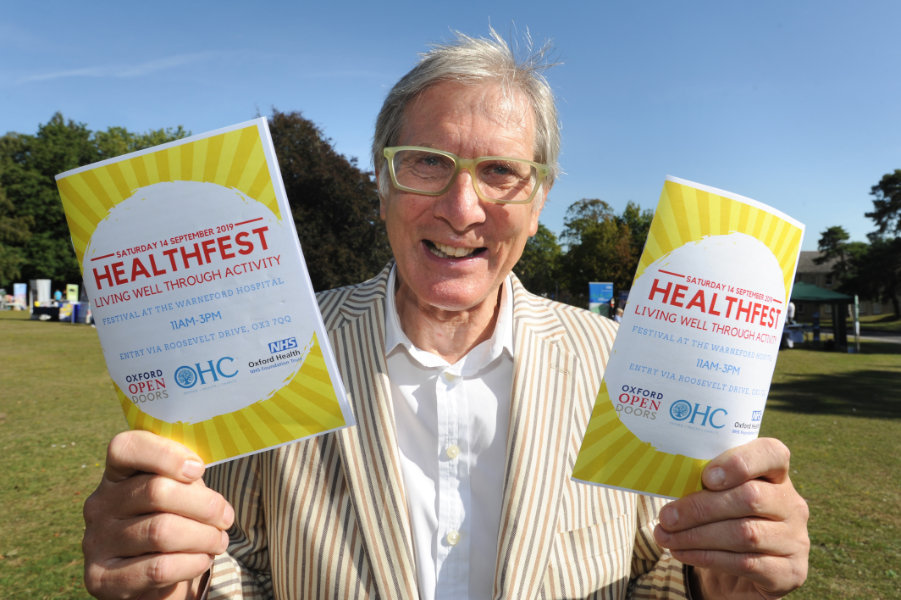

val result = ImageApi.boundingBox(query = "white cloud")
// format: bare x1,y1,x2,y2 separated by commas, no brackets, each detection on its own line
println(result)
17,52,219,84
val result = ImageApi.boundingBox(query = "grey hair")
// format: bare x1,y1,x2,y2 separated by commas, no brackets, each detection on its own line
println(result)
372,28,560,198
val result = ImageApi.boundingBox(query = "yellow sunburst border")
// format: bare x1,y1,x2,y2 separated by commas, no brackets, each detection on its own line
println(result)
573,178,804,497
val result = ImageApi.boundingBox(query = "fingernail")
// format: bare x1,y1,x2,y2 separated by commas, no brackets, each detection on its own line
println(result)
707,466,726,488
182,459,205,479
655,526,671,544
660,505,678,528
222,502,235,528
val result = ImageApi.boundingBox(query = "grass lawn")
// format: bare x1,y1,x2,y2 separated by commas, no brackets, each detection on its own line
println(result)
1,310,899,598
0,311,125,599
762,338,901,599
860,313,901,333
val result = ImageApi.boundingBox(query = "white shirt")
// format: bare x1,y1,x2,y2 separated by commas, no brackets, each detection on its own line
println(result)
385,266,514,600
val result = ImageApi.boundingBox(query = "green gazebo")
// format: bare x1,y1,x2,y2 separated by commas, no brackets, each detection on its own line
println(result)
790,281,855,348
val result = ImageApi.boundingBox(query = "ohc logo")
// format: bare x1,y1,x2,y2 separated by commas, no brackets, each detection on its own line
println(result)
669,400,727,429
174,356,238,388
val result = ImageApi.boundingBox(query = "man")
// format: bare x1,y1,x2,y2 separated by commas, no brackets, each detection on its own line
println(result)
82,31,809,599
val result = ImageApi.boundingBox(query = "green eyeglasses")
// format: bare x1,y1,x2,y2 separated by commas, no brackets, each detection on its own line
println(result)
383,146,550,204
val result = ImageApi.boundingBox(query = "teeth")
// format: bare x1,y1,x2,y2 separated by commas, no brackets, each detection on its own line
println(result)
430,241,476,258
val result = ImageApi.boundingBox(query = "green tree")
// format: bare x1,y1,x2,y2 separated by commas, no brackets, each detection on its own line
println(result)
862,170,901,316
866,169,901,236
0,119,88,285
0,186,32,283
618,200,654,265
268,110,391,290
815,225,853,278
0,113,187,287
560,198,616,247
93,125,189,160
814,225,874,309
843,236,901,317
515,223,562,298
559,198,650,307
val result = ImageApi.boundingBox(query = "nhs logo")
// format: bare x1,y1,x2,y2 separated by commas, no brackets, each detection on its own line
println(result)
268,337,298,354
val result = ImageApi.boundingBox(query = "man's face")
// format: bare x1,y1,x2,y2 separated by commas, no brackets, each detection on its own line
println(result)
379,80,547,316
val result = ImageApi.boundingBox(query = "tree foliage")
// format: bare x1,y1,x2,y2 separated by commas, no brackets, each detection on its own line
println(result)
268,110,391,290
833,236,901,317
558,198,652,306
0,185,32,283
864,170,901,315
815,225,853,277
0,113,187,287
866,169,901,236
515,223,562,298
817,169,901,317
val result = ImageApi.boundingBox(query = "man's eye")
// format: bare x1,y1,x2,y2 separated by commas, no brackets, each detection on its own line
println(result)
487,164,513,176
419,155,443,167
482,161,528,180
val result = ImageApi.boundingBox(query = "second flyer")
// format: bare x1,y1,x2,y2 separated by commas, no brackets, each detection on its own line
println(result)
573,176,804,498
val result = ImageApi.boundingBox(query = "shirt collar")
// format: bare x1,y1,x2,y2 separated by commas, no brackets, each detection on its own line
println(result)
384,264,514,370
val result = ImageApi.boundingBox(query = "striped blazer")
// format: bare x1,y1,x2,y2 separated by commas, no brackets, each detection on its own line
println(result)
206,264,690,599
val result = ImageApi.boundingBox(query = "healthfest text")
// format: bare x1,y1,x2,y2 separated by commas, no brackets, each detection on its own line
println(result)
87,219,280,308
628,270,784,345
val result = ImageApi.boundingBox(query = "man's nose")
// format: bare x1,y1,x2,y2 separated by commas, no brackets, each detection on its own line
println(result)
433,168,486,230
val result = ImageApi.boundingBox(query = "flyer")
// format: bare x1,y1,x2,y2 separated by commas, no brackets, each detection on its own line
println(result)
56,118,354,465
572,176,804,498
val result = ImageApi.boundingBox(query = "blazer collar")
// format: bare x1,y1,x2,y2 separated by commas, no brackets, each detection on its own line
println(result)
332,264,420,600
493,276,578,599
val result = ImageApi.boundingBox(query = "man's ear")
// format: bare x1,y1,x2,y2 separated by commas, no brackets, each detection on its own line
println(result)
528,185,550,236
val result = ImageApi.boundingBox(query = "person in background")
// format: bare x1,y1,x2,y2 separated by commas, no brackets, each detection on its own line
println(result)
81,30,809,600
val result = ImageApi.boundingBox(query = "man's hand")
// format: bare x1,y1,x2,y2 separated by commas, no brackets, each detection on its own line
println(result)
653,438,809,599
82,430,234,600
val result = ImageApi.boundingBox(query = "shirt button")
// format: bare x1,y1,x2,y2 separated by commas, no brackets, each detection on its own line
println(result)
442,371,458,383
445,444,460,460
445,530,461,546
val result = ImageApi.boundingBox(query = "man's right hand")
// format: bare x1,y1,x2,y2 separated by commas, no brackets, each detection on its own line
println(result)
83,430,235,600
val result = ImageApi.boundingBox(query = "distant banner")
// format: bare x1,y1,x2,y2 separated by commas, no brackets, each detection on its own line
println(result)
589,282,613,317
13,283,26,308
573,176,804,498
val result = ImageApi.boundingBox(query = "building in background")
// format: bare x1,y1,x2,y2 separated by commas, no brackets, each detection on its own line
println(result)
794,251,882,318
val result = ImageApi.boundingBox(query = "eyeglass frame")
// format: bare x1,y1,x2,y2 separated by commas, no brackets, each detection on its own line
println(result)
382,145,551,205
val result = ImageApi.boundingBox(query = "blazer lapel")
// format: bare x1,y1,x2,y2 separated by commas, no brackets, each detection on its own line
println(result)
330,271,419,600
493,280,579,599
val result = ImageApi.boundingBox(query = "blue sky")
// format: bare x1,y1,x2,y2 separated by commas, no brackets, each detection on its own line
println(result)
3,1,899,250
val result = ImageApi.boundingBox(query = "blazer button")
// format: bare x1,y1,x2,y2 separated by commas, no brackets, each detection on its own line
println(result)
445,530,461,546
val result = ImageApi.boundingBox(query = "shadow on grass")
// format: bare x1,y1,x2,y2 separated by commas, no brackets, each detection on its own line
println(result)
866,314,901,325
768,368,901,419
783,340,901,355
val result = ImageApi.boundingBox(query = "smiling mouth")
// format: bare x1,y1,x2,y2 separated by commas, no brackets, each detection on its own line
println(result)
426,240,486,259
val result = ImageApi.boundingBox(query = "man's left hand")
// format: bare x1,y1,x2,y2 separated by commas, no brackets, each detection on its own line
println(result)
653,437,810,599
